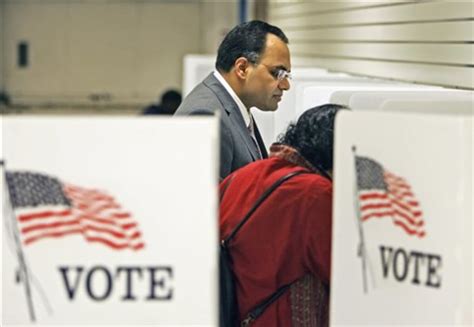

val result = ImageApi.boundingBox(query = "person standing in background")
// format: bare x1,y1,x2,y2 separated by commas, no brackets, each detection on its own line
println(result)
142,89,182,115
174,20,291,180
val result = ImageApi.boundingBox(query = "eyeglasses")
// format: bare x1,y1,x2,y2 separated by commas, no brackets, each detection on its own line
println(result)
259,63,292,82
272,68,292,82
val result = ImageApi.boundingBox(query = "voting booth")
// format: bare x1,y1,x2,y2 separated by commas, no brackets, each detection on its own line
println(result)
1,117,219,325
381,99,473,115
297,83,438,118
332,89,472,112
331,110,472,325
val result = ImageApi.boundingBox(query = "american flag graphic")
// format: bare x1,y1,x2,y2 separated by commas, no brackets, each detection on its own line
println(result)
5,171,145,250
355,156,425,238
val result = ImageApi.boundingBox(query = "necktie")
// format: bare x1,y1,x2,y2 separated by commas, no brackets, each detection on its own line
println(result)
248,115,263,160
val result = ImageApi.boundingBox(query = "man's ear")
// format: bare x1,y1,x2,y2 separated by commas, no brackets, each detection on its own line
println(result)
234,57,250,80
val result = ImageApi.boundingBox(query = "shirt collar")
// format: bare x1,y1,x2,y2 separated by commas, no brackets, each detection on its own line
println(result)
213,70,251,128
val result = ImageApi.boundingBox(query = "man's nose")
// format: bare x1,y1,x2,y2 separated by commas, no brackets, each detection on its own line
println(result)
278,77,290,91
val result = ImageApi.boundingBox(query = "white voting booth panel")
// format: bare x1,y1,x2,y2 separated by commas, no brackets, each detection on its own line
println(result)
345,90,472,111
299,82,433,119
183,54,215,96
273,74,418,145
331,111,472,325
330,86,442,107
1,117,219,326
382,99,473,116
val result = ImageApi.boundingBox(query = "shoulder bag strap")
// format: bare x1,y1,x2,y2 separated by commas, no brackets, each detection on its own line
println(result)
241,283,292,327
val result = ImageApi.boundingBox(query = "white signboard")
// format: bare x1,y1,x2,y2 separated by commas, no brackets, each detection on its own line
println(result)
331,111,472,325
1,117,219,326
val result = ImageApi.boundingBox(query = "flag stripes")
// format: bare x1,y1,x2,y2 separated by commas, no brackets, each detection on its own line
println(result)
355,156,425,238
6,171,145,251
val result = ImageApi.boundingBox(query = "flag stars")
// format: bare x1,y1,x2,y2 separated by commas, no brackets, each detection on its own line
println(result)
6,172,71,208
356,157,388,191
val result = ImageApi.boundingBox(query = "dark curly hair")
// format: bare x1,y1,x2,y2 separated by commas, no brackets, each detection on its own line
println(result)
278,104,349,172
216,20,288,72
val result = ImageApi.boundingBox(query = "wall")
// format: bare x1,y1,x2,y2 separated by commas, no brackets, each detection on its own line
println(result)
2,0,236,106
269,0,473,90
199,1,238,54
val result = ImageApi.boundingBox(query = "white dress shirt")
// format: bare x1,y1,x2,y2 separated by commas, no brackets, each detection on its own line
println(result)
213,70,251,129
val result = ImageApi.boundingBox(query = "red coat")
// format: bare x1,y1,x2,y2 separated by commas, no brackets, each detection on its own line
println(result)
220,155,332,326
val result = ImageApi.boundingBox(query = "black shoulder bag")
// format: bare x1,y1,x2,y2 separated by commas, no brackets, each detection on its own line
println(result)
219,170,307,327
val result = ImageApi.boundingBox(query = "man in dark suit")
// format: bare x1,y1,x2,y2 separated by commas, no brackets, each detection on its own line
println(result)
174,20,291,179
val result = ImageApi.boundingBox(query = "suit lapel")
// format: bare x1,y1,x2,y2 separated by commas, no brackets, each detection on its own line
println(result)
203,73,262,161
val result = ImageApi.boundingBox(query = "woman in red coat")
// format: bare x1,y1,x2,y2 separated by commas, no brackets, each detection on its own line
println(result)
219,104,348,326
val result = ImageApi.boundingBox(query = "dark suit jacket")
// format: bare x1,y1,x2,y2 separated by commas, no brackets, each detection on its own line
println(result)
174,73,268,179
